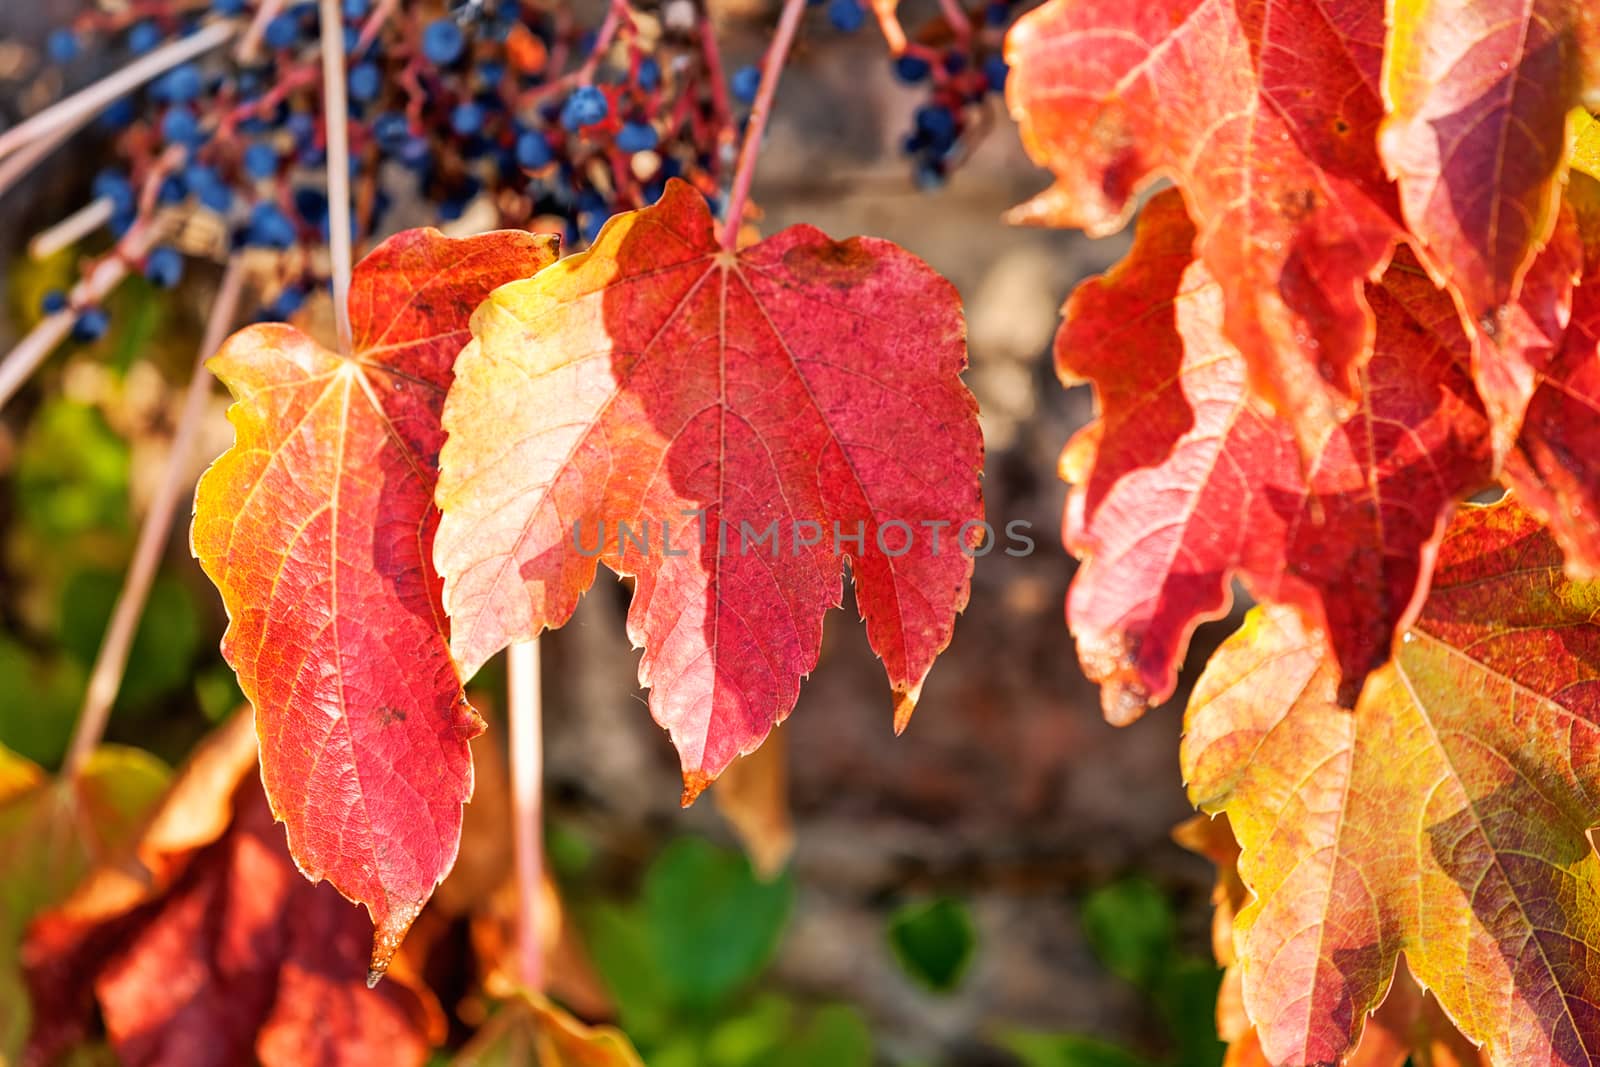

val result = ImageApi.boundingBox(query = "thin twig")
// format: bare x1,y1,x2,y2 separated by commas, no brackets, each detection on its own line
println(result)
0,117,79,202
235,0,286,64
720,0,807,251
61,256,248,779
0,19,239,164
936,0,972,42
319,0,355,354
30,198,115,260
508,639,545,992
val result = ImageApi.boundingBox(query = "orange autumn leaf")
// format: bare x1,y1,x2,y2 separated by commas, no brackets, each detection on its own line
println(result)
433,179,983,799
191,229,557,978
1502,172,1600,576
22,715,443,1067
1059,189,1492,721
1182,497,1600,1067
1004,0,1405,453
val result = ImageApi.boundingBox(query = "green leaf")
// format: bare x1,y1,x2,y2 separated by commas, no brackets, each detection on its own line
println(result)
997,1030,1159,1067
886,896,977,993
12,399,130,542
1080,878,1175,992
765,1004,873,1067
0,636,83,768
582,902,674,1046
1151,958,1225,1067
57,569,201,713
642,838,793,1007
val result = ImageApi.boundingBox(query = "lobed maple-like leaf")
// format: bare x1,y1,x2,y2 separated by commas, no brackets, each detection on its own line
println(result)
1004,0,1404,452
1380,0,1598,337
22,715,442,1067
433,179,983,799
0,746,169,1063
1060,189,1493,722
1182,497,1600,1067
191,228,558,977
1502,172,1600,576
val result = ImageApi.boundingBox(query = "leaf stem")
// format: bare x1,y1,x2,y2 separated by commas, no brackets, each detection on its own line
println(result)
0,20,239,166
319,0,355,354
61,256,248,779
508,639,545,992
719,0,807,252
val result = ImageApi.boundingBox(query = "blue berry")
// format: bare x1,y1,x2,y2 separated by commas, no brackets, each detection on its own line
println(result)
422,19,464,64
984,1,1008,25
144,246,184,288
478,61,504,88
451,101,486,136
264,13,300,49
731,65,761,106
160,106,203,146
186,165,232,211
213,0,248,14
47,30,80,64
92,171,136,216
913,157,946,190
158,174,188,204
637,57,660,91
515,130,553,168
349,61,381,101
894,55,931,83
580,212,605,244
154,63,203,103
41,290,68,315
343,0,369,18
243,142,279,179
561,85,608,131
248,202,297,248
285,112,317,144
98,97,137,130
615,121,659,153
914,104,957,150
267,286,306,319
827,0,865,32
983,55,1008,92
72,307,109,342
293,186,329,224
128,21,160,53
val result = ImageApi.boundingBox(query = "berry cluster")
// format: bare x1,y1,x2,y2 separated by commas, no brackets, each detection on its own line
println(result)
22,0,1017,341
29,0,745,331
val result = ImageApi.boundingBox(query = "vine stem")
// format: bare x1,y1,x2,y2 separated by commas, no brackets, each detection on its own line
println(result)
61,256,248,779
319,0,355,354
507,639,545,992
0,19,238,165
720,0,807,252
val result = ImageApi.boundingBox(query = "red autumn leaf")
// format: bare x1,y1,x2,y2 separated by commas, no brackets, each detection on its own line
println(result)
1379,0,1598,346
1503,172,1600,575
1181,497,1600,1067
23,715,443,1067
1003,0,1405,451
433,179,983,799
1060,189,1493,721
191,229,558,976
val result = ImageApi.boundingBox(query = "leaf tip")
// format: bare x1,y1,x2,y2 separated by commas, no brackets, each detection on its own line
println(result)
680,770,713,808
892,684,922,735
367,897,424,987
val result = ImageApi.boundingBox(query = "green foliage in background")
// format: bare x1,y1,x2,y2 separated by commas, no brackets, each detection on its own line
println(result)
1001,877,1223,1067
579,837,870,1067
